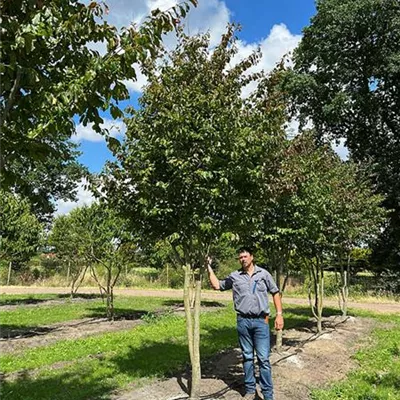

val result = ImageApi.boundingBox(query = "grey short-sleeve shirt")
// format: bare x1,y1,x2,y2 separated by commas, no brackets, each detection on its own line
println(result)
219,265,279,316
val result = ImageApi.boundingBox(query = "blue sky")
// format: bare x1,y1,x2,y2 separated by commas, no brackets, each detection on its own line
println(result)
59,0,331,214
226,0,316,40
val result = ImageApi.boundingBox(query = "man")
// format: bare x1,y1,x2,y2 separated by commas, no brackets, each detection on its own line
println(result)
207,247,284,400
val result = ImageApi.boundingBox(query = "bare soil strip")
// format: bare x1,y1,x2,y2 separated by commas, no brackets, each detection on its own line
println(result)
0,317,142,354
0,286,386,400
1,286,399,314
111,316,376,400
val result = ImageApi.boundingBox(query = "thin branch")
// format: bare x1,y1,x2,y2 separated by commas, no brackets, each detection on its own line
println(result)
2,69,21,124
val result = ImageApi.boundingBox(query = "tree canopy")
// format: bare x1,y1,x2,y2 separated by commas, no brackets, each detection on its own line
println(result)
0,190,43,264
0,0,197,218
102,26,287,262
284,0,400,268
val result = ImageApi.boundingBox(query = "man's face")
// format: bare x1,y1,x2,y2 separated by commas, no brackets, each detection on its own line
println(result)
238,251,253,270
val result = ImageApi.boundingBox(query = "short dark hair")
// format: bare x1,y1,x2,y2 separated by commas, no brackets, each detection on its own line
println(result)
237,246,254,255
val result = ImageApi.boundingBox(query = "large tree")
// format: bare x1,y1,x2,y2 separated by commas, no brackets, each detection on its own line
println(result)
102,27,287,399
0,0,197,218
266,133,385,332
284,0,400,268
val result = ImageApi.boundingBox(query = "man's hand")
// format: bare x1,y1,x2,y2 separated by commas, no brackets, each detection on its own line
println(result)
206,256,213,270
206,256,220,290
275,314,284,331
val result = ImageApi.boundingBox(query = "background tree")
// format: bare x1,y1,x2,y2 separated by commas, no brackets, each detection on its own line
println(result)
75,203,135,320
1,0,197,218
102,26,286,399
284,0,400,269
0,190,43,284
283,133,386,330
329,164,386,316
49,213,88,298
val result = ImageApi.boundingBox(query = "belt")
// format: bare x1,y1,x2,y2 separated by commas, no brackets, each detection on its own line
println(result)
237,313,268,319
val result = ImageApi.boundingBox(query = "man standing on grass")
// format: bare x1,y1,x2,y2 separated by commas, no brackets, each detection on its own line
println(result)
207,247,284,400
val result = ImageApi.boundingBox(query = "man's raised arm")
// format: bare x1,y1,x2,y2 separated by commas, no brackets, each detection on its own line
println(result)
207,259,220,290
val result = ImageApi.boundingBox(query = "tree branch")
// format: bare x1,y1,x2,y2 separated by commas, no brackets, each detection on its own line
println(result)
2,69,22,125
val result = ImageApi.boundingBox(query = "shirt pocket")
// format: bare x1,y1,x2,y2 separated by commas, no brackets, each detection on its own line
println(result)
233,281,249,296
254,279,267,292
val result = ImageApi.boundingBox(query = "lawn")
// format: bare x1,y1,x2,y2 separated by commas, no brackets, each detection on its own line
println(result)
312,311,400,400
0,294,399,400
0,294,308,400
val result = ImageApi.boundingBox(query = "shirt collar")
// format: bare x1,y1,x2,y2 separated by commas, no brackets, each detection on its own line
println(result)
239,265,261,275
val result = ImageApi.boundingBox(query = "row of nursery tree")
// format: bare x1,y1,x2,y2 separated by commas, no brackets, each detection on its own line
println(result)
1,1,399,399
1,24,389,400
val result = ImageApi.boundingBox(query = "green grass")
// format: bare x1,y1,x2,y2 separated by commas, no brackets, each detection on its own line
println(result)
311,311,400,400
2,295,399,400
0,296,177,328
0,302,309,400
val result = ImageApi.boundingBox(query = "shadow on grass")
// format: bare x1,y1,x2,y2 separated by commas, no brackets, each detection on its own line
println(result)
0,308,149,338
364,371,400,391
1,307,330,400
161,299,227,308
284,305,342,317
0,324,56,339
84,307,151,321
0,293,104,307
0,368,117,400
57,293,105,300
0,296,54,307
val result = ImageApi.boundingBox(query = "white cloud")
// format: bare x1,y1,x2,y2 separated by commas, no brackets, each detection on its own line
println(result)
124,64,148,93
72,119,126,142
233,24,301,72
55,179,96,216
89,2,299,96
182,0,230,48
231,24,302,97
86,1,306,96
93,0,230,92
285,118,301,139
333,138,349,160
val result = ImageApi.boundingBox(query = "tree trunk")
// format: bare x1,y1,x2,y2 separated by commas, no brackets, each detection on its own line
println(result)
106,288,114,321
67,260,70,282
106,267,115,321
70,265,88,299
316,262,324,333
183,264,194,364
183,263,203,400
166,264,169,288
275,262,284,353
7,261,12,285
307,258,324,333
342,253,351,317
191,271,202,400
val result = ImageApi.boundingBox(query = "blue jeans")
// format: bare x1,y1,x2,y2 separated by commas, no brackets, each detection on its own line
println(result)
237,316,273,400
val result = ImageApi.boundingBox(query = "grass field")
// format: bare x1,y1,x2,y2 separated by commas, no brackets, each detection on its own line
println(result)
311,310,400,400
0,294,399,400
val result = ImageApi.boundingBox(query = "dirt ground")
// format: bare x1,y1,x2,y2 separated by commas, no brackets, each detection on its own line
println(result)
2,285,399,314
0,316,142,354
111,316,376,400
1,286,397,399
